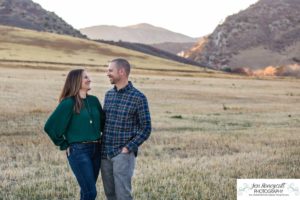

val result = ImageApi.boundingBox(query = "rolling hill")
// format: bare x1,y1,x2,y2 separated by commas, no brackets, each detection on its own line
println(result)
0,0,202,69
80,23,197,44
0,25,210,76
80,23,199,63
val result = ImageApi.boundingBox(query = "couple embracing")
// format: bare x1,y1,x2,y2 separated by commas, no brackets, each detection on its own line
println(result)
44,58,152,200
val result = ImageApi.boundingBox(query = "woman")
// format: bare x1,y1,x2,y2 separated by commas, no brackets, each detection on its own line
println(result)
44,69,104,200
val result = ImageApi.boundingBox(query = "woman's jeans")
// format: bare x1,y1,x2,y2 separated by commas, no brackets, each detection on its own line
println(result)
67,142,101,200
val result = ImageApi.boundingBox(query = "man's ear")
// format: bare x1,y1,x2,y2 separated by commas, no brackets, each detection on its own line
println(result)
119,68,126,76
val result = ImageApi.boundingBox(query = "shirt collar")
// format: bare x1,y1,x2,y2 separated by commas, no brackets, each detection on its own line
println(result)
113,81,133,93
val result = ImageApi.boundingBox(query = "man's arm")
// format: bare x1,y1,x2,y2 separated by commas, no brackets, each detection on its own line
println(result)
125,95,151,152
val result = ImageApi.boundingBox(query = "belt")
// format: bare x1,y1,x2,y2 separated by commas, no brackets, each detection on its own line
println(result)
81,139,101,144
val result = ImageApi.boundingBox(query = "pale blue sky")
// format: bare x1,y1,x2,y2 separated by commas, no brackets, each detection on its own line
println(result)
32,0,259,37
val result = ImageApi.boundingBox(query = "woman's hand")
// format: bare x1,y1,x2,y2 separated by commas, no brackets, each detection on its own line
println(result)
66,147,70,156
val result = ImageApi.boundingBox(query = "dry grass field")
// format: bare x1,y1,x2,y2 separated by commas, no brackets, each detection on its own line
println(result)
0,25,300,200
1,66,300,200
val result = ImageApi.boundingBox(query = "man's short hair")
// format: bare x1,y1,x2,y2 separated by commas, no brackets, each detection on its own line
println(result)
111,58,131,76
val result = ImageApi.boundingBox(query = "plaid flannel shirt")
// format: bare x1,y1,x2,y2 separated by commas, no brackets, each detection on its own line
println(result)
101,81,151,158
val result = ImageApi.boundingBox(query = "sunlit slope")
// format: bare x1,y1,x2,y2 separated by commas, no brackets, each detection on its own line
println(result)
0,25,209,75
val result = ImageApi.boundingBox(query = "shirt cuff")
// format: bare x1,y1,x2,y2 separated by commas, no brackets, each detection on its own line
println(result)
126,141,138,153
59,141,69,150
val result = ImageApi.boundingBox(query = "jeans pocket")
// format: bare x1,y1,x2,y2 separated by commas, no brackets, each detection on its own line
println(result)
115,152,131,160
67,144,83,158
68,143,94,161
72,143,89,150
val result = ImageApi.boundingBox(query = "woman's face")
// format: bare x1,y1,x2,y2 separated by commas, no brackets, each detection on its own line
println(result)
81,70,91,91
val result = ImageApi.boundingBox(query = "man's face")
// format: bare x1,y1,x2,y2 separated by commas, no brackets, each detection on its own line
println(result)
107,62,121,85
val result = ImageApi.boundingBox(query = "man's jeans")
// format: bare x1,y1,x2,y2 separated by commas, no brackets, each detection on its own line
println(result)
67,142,101,200
101,152,136,200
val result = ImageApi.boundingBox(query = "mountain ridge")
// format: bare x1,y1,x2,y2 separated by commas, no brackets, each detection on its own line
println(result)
0,0,85,38
80,23,197,44
184,0,300,76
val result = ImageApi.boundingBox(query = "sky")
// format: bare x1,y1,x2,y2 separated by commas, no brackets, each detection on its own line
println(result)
32,0,259,38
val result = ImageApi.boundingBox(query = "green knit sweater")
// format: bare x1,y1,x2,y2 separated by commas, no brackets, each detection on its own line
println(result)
44,95,104,150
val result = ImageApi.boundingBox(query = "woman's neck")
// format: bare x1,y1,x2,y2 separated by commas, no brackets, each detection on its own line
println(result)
79,90,87,99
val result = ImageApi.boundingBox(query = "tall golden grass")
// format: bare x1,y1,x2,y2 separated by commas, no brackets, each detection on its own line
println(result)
0,66,299,200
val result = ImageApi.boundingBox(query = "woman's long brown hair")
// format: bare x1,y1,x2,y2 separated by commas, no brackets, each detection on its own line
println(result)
59,69,84,113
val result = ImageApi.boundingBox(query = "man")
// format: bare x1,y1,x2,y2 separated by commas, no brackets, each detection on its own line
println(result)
101,58,152,200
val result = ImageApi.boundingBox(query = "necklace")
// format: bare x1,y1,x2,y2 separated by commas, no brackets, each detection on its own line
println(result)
85,98,93,124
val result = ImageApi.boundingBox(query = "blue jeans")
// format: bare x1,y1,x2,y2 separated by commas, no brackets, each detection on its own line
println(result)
101,152,136,200
67,142,101,200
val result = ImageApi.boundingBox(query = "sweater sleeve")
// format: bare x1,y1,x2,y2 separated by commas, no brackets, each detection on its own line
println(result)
44,98,74,150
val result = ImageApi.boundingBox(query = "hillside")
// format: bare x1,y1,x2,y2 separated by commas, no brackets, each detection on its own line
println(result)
0,25,210,76
151,42,196,55
96,40,202,67
0,0,85,38
80,23,197,44
0,0,202,68
184,0,300,76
